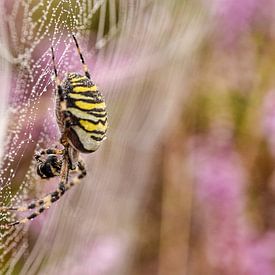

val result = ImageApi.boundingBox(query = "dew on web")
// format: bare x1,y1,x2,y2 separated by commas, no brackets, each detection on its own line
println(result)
0,0,123,273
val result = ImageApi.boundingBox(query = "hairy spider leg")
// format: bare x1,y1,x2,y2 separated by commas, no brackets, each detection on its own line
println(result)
1,159,78,228
0,153,68,218
66,159,86,188
51,46,66,109
0,149,65,213
51,46,73,149
72,34,91,79
1,158,86,228
35,148,64,162
51,46,61,87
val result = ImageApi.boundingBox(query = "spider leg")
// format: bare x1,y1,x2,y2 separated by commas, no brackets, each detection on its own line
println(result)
51,46,66,112
51,46,71,148
51,47,61,87
1,160,86,228
67,159,86,188
35,148,64,162
72,34,91,79
36,148,64,157
0,156,69,227
51,47,69,157
0,181,67,215
0,182,66,228
0,155,69,213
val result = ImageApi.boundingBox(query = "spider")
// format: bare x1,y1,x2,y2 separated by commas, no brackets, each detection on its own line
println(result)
0,35,107,227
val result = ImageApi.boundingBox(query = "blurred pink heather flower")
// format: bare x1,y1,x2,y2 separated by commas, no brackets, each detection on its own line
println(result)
190,135,245,209
68,236,126,275
244,233,275,275
189,135,275,274
261,90,275,156
207,0,259,46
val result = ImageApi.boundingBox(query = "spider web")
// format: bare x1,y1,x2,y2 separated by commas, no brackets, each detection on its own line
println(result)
0,0,208,274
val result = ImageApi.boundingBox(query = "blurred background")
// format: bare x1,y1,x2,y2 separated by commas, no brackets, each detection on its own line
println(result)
1,0,275,274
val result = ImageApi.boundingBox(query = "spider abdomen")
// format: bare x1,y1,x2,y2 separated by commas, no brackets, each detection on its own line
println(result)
59,73,107,153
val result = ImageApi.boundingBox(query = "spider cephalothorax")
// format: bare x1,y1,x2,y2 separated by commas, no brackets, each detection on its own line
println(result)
0,35,107,227
36,152,62,179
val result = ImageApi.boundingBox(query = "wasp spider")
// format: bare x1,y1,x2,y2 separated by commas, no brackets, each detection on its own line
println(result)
0,35,107,227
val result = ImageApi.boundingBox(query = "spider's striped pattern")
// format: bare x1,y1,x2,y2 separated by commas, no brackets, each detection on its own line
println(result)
0,35,107,227
61,72,107,152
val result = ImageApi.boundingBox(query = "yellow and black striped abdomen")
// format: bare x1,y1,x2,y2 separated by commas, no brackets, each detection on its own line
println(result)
61,73,107,153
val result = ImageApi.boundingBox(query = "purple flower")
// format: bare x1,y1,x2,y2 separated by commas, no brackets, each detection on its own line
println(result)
261,90,275,156
189,134,275,273
244,233,275,275
189,135,248,273
67,235,127,275
206,0,259,46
